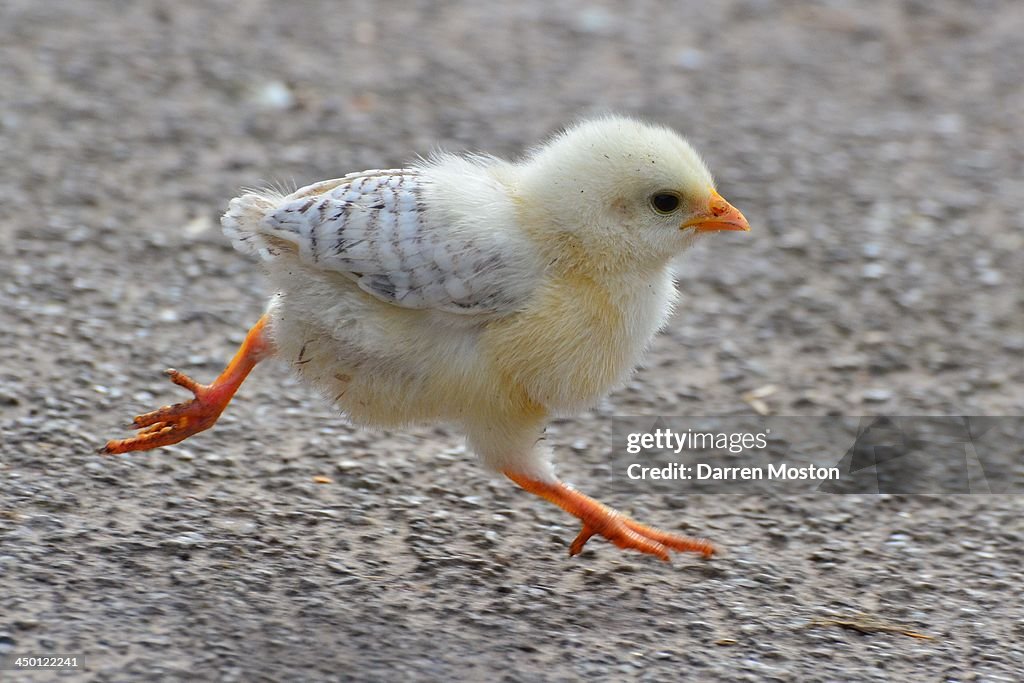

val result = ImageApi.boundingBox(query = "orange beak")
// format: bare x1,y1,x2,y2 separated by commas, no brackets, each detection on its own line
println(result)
682,189,750,233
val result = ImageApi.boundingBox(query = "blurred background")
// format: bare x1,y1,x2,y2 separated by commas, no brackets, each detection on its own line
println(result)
1,1,1022,680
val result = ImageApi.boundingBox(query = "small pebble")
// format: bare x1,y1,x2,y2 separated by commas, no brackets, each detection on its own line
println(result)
862,388,892,402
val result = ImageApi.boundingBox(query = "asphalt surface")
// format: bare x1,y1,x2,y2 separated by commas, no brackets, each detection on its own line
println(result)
2,1,1023,681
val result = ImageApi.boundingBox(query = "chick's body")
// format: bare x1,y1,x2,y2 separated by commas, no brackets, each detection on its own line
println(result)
107,116,749,560
253,175,677,480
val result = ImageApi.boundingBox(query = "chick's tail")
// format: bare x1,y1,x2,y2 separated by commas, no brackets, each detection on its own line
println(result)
221,191,288,262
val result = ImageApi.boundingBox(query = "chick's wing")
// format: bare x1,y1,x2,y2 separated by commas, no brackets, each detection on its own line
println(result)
247,170,530,315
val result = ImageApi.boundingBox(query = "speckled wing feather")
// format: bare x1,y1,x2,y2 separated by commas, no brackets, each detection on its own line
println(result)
225,169,527,315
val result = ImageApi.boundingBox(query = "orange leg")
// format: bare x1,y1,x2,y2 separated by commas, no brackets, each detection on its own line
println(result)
102,314,275,454
505,471,715,561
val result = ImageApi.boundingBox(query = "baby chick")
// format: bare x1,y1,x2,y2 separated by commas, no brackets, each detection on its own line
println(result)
105,116,749,560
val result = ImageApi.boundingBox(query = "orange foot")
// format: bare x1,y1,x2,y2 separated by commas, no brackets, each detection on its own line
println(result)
505,471,715,561
102,314,274,454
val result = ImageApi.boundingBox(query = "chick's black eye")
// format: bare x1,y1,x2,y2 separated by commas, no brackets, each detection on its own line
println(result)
650,192,681,214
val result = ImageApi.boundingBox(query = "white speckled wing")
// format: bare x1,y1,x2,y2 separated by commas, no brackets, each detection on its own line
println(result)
251,169,529,315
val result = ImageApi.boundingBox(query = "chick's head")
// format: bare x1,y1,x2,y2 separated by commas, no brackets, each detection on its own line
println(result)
517,116,749,271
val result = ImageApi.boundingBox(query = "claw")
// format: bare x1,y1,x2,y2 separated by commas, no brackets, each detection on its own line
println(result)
569,525,597,556
102,370,220,455
102,314,273,455
622,517,716,557
165,368,203,394
507,471,716,560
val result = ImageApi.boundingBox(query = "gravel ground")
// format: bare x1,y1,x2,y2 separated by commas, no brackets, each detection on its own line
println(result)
2,1,1023,681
